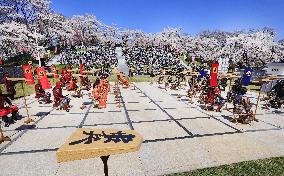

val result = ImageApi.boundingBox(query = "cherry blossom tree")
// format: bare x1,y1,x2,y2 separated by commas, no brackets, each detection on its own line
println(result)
0,0,283,66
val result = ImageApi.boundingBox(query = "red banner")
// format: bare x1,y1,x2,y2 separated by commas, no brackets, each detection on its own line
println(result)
210,63,219,87
22,65,35,84
80,63,85,75
36,67,50,89
51,65,59,78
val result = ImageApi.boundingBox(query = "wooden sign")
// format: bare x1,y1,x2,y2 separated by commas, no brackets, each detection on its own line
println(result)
188,73,200,76
56,128,143,163
230,75,241,78
82,70,94,74
181,70,190,74
252,78,273,83
67,69,78,72
223,74,241,78
181,70,198,75
267,75,284,80
82,69,100,74
231,72,240,75
6,78,26,81
72,74,88,78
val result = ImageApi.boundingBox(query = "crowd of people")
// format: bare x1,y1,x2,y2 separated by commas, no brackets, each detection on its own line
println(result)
122,44,187,76
59,42,117,74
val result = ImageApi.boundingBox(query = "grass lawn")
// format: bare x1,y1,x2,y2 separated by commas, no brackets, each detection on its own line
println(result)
168,157,284,176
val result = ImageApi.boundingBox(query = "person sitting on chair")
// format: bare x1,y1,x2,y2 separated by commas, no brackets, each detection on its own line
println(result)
35,81,51,104
3,73,16,100
68,77,77,91
53,82,64,108
0,89,19,127
35,81,46,99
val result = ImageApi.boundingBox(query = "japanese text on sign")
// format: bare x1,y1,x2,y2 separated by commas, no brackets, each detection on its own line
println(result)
69,131,136,145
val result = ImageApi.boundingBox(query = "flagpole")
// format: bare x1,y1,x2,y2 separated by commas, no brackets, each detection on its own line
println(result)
0,125,11,143
21,81,34,124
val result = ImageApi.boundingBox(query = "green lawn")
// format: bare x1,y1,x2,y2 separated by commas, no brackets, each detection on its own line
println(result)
168,157,284,176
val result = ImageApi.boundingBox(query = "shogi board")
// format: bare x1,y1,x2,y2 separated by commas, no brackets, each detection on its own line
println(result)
56,128,143,163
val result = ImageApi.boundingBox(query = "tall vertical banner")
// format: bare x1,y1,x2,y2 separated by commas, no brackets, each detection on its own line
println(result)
242,68,253,86
80,63,85,75
22,65,35,84
36,67,50,89
51,65,59,78
210,63,219,87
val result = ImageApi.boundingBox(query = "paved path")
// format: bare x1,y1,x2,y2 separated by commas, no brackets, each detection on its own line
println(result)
0,83,283,176
46,55,61,66
116,47,129,75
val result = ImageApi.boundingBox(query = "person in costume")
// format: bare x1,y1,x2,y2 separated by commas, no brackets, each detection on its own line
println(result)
35,81,46,99
35,81,51,104
68,77,77,91
3,73,16,100
0,89,19,127
53,82,64,107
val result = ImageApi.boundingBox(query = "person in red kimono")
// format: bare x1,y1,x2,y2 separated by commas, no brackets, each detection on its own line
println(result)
68,77,77,91
97,75,110,109
3,73,16,100
35,81,46,99
0,89,19,127
68,63,73,70
61,67,70,86
53,82,64,107
35,81,51,104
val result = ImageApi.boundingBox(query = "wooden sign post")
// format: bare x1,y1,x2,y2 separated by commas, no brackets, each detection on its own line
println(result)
116,80,121,108
0,125,11,144
252,76,283,116
223,73,241,111
82,69,100,75
57,128,143,176
7,78,34,124
114,81,120,108
189,72,200,103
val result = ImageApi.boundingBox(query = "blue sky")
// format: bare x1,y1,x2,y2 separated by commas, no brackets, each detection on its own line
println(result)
51,0,284,39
